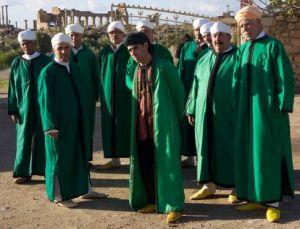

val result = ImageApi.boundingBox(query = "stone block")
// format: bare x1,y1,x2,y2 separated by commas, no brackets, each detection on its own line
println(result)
275,15,285,21
262,17,273,27
287,16,298,22
291,38,300,47
291,30,300,38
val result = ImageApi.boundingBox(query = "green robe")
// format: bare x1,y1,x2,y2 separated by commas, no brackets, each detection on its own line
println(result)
232,35,295,203
71,44,99,160
8,54,51,177
126,43,174,90
38,61,90,201
99,44,131,158
178,40,209,156
186,47,237,186
128,58,185,213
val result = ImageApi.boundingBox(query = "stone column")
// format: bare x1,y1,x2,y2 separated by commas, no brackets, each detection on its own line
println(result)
99,17,102,26
15,21,17,28
91,16,95,27
71,10,74,23
84,16,88,26
0,7,2,25
2,6,5,26
5,5,8,26
24,20,28,30
64,9,67,26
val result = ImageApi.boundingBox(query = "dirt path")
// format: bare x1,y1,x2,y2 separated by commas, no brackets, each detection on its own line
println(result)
0,95,299,229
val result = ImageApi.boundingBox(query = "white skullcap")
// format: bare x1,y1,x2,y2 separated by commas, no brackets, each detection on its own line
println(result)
51,33,72,48
210,22,231,35
193,18,210,29
17,30,36,43
107,21,125,33
65,23,84,34
200,22,214,36
136,20,154,31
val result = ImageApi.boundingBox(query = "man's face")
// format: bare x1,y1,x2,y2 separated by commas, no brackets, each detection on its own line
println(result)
239,19,262,41
20,40,36,55
203,32,212,47
127,43,148,63
108,29,125,46
212,32,231,53
53,42,71,62
69,32,83,49
193,28,203,42
139,27,154,43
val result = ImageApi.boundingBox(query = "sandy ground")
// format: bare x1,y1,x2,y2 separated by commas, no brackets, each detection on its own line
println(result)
0,90,299,229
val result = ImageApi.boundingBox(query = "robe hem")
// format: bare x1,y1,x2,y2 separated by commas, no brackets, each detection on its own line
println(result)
197,179,235,188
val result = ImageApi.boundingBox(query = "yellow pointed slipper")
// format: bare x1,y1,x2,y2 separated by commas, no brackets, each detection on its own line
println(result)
228,194,239,204
166,212,182,223
236,203,266,211
190,188,215,200
99,161,121,170
266,207,281,222
138,204,156,213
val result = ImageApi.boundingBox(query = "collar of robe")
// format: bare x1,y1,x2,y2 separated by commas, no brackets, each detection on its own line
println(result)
54,57,71,73
21,51,40,61
251,31,268,44
111,41,124,53
72,45,83,55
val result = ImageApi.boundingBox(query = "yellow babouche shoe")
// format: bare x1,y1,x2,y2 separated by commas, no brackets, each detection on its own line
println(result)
166,212,182,223
228,194,239,204
99,161,121,170
266,207,281,222
138,204,156,213
236,203,267,211
190,187,215,200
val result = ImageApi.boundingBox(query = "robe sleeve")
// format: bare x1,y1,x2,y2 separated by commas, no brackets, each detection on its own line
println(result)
161,46,174,64
164,61,185,119
177,43,186,77
272,41,295,112
7,61,18,115
185,72,198,116
126,57,137,90
38,69,58,132
90,51,100,101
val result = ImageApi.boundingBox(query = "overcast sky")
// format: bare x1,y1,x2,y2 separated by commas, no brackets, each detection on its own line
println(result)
0,0,241,29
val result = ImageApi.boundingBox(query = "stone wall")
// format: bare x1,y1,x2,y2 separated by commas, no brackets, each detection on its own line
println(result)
262,13,300,92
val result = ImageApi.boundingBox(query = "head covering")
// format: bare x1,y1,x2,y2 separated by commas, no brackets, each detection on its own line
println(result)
235,5,263,24
136,20,154,31
65,23,84,34
210,22,231,35
193,18,210,29
124,32,150,47
17,30,36,43
107,21,125,33
200,22,214,36
51,33,72,48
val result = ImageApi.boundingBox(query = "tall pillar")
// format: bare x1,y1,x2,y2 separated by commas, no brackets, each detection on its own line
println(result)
64,9,67,26
24,20,28,30
5,5,8,26
92,16,95,27
15,21,17,28
84,16,88,27
0,7,2,25
2,6,4,26
71,10,74,23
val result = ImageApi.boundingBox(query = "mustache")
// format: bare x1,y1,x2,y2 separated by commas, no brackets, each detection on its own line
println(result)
214,41,223,45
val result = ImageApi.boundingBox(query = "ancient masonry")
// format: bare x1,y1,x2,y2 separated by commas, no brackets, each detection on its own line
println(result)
262,14,300,91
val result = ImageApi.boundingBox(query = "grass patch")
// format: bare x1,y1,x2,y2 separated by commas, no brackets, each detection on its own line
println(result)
0,79,8,94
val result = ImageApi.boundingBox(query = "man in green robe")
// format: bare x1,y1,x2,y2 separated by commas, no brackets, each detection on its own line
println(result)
65,23,99,162
186,22,238,203
124,32,185,224
177,18,210,167
38,33,106,207
8,30,50,184
233,5,295,222
98,21,131,169
126,20,174,90
200,22,214,48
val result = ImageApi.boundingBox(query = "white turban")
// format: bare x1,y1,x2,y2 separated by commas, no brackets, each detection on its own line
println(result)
51,33,72,48
235,5,263,24
65,23,84,35
17,30,36,43
200,22,214,36
193,18,210,29
136,20,154,31
210,22,231,35
107,21,125,33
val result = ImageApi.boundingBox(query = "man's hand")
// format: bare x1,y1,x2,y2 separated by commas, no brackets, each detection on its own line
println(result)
11,114,19,123
187,116,195,126
48,132,59,141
